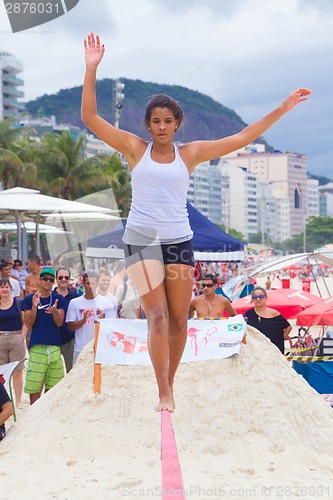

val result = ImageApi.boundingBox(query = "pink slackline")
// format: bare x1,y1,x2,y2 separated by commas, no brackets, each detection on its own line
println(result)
161,410,185,499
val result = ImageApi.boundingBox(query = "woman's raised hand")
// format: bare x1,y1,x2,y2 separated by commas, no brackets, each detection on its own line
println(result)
282,88,312,113
84,32,105,68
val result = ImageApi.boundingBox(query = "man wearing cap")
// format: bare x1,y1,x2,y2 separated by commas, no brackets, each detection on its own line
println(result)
22,267,66,405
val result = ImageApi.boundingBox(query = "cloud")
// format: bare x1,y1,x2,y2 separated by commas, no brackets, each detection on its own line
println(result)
298,0,333,15
45,0,114,34
157,0,242,16
0,0,332,177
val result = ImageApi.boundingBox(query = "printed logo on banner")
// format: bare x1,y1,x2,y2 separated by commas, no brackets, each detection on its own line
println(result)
4,0,80,33
106,330,148,355
187,326,217,356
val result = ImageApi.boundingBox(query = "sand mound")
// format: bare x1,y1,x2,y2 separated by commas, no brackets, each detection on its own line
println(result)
1,327,333,499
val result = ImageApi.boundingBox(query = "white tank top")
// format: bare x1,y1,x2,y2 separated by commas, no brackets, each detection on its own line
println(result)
123,142,193,245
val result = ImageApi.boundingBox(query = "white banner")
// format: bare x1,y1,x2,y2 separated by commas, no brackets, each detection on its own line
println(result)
95,315,246,365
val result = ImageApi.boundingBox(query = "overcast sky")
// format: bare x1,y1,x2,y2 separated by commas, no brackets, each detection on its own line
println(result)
0,0,332,177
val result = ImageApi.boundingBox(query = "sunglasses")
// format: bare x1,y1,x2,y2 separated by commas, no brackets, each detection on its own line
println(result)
40,276,55,283
58,276,70,281
252,294,266,300
201,283,215,288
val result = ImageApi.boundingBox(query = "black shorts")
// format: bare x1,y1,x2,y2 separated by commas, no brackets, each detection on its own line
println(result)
124,239,194,267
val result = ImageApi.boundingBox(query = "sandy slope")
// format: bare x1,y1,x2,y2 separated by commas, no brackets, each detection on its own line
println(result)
1,326,333,500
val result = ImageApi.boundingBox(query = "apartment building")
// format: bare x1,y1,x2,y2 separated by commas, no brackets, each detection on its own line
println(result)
307,178,320,218
218,161,259,240
187,161,223,224
319,183,333,217
0,51,24,120
224,146,308,239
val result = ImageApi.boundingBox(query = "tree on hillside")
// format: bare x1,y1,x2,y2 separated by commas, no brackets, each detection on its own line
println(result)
36,131,108,199
35,131,132,213
0,118,38,189
248,232,264,244
304,216,333,250
0,116,25,149
0,148,24,189
278,216,333,253
216,224,245,242
91,154,132,216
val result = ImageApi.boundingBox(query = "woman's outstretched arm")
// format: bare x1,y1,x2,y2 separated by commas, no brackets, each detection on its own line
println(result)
182,88,312,172
81,33,144,166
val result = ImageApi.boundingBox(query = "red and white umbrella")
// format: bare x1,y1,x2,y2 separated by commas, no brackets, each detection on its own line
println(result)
296,296,333,326
283,263,302,271
232,288,322,320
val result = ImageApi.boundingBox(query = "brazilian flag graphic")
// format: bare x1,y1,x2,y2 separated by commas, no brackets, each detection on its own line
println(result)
228,323,243,332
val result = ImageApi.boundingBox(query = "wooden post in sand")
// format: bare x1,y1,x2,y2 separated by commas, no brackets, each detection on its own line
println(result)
94,322,101,394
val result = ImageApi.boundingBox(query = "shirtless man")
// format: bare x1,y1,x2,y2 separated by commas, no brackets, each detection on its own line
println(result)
25,255,42,293
189,274,237,318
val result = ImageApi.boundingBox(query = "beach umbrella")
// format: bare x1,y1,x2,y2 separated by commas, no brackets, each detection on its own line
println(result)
232,288,322,320
283,263,302,271
296,296,333,326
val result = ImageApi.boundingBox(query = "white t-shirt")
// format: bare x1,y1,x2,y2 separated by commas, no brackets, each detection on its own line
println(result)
66,294,117,354
9,277,20,298
18,268,28,290
10,268,20,279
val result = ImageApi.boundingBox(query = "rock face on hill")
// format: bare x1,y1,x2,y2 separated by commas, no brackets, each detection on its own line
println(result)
25,78,272,148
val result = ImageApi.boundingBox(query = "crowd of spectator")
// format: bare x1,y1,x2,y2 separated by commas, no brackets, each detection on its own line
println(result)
0,255,144,440
0,255,244,439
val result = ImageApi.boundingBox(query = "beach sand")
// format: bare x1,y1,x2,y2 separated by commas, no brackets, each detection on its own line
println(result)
2,325,333,499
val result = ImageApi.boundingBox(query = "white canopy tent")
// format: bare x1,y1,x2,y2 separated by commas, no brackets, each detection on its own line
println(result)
0,222,68,234
249,251,333,277
0,187,119,261
248,250,333,297
44,212,122,222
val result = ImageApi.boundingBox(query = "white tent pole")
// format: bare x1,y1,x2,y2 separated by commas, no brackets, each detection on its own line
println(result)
15,212,22,260
35,213,41,258
22,223,27,265
313,254,330,297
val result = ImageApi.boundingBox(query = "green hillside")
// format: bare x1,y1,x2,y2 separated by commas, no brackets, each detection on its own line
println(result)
25,78,272,147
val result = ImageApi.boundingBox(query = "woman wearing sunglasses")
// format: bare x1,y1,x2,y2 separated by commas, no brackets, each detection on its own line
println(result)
245,287,292,354
0,278,26,408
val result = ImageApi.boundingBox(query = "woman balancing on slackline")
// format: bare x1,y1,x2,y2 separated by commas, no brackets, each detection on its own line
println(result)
81,32,311,412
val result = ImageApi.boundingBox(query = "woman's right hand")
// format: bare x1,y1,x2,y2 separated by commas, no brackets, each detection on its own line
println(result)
84,32,105,69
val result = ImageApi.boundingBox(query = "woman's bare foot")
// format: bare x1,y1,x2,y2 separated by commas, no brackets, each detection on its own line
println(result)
155,392,175,413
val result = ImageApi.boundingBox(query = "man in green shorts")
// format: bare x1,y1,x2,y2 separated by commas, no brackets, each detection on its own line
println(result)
22,267,66,405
